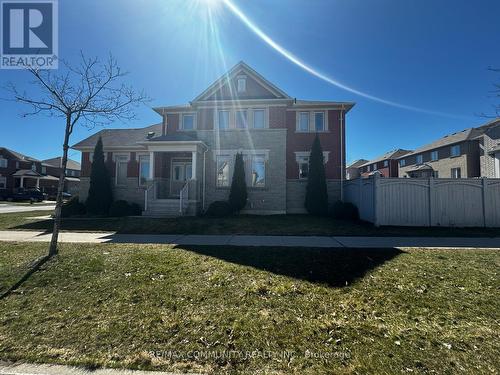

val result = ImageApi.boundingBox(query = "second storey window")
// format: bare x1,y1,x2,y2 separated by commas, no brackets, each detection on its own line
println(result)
182,114,195,130
431,150,438,161
218,110,230,129
216,155,230,187
416,155,423,165
41,166,46,174
299,112,309,132
138,155,150,185
253,109,265,129
236,110,247,129
450,144,460,157
314,112,325,131
115,155,128,186
383,160,389,167
31,163,37,172
0,158,7,168
400,159,406,167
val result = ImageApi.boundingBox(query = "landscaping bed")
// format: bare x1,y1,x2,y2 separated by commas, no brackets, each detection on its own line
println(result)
0,242,498,374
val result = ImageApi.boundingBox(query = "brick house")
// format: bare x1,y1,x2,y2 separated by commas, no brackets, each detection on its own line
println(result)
398,128,483,178
476,118,500,178
0,147,81,198
358,149,412,178
346,159,368,180
72,62,354,216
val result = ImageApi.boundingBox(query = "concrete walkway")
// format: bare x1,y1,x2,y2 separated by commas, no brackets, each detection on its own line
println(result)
0,230,499,248
0,362,200,375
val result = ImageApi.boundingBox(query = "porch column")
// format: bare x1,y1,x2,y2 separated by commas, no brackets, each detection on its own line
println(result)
191,151,197,180
149,151,154,180
35,178,40,188
20,176,24,188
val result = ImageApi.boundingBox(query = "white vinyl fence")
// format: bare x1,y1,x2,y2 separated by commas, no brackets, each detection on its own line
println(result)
344,175,500,227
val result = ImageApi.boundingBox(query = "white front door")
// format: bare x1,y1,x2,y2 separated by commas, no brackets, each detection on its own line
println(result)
171,161,192,196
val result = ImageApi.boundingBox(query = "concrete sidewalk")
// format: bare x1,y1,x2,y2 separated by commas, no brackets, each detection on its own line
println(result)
0,362,200,375
0,230,499,248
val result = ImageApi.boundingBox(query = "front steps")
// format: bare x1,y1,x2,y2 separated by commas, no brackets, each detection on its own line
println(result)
143,199,197,217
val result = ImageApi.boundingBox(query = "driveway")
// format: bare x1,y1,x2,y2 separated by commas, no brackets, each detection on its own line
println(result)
0,202,55,214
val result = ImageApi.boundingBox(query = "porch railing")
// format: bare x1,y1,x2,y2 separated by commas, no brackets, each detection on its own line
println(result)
179,181,189,215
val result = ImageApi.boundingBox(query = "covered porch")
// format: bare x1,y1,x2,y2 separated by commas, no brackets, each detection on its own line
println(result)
141,137,207,216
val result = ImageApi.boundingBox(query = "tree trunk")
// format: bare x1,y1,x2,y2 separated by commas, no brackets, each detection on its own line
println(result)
48,114,72,256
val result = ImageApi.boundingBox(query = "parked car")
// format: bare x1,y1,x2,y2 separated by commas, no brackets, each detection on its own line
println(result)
46,191,72,201
7,188,47,202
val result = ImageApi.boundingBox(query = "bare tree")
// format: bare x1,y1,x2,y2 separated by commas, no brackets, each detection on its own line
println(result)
480,67,500,118
5,53,149,257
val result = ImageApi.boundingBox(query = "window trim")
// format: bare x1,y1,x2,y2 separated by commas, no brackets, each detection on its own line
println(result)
236,75,247,93
430,150,438,161
114,153,130,186
0,157,7,168
235,109,248,129
296,111,329,133
297,112,310,132
180,113,196,131
450,144,461,158
216,110,230,130
399,159,406,167
137,153,150,186
314,111,325,132
451,167,461,179
252,108,266,129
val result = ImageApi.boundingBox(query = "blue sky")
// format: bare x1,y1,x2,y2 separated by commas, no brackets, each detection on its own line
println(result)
1,0,499,164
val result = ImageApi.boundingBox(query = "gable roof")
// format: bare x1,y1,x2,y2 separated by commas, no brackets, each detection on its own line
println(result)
42,157,81,171
71,123,162,150
359,149,412,167
0,147,39,162
192,61,291,102
400,128,482,158
346,159,368,168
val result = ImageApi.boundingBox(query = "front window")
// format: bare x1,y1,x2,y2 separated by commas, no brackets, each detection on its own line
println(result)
218,110,230,129
182,114,195,130
253,109,265,129
216,155,230,187
314,112,325,132
450,145,460,157
298,156,309,179
0,158,7,168
431,150,438,161
0,176,6,189
451,167,461,178
416,155,423,165
250,155,266,187
236,110,247,129
237,77,246,93
138,155,150,185
299,112,309,132
115,155,128,186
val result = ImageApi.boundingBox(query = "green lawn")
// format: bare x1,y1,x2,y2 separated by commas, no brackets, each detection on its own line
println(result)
0,242,498,374
2,210,500,237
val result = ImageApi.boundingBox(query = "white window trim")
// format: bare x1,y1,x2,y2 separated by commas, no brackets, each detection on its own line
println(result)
112,153,130,162
252,108,267,129
114,153,130,186
236,75,247,93
294,151,330,164
137,153,150,186
235,109,248,129
214,108,269,130
180,113,197,131
214,150,270,188
216,109,231,130
0,157,7,168
296,111,329,133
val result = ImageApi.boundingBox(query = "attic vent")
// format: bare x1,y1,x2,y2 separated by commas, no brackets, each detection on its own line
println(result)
147,131,155,139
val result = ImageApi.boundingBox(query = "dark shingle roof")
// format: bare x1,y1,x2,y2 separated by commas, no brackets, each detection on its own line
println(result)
0,147,39,162
72,123,162,149
42,157,81,171
359,149,412,167
147,133,198,142
347,159,368,168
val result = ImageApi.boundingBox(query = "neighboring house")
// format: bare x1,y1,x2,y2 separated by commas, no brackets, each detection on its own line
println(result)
0,147,80,199
345,159,368,180
42,157,81,195
359,149,411,178
476,118,500,178
398,128,483,178
72,61,355,216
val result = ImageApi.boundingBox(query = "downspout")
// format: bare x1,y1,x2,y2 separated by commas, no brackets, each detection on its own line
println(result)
340,105,345,201
203,148,208,211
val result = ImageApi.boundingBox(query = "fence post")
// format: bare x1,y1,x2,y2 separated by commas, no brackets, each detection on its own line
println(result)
428,177,433,227
482,178,487,227
373,174,379,226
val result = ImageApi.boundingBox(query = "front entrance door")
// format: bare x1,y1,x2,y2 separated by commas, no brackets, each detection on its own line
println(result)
170,161,192,197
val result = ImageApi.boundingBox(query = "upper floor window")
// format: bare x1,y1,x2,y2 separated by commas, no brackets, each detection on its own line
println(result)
299,112,309,132
314,112,325,132
181,114,195,130
400,159,406,167
31,163,37,172
416,155,423,165
15,161,19,169
41,166,46,175
0,157,7,168
236,110,247,129
431,150,438,161
383,160,389,167
218,110,230,129
237,76,246,93
450,144,460,157
253,109,265,129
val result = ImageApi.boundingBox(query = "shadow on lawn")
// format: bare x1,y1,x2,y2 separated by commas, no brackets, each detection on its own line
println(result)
179,246,404,287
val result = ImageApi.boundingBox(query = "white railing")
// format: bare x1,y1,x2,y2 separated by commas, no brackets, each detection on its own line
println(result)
179,181,189,215
144,182,155,211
